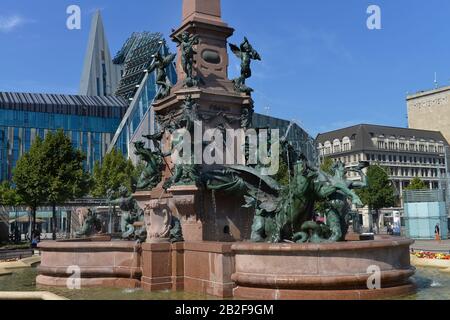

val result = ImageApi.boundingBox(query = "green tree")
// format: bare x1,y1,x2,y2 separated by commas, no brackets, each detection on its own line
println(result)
92,148,136,199
356,165,396,232
14,131,91,240
406,177,428,191
41,130,91,240
0,181,22,207
273,159,290,186
320,157,334,175
13,136,48,238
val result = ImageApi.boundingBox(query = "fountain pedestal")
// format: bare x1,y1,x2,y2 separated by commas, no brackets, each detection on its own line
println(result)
169,185,203,242
141,243,173,291
231,239,416,300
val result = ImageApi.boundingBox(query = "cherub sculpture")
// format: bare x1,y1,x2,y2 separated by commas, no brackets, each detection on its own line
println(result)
148,50,176,100
174,31,200,87
229,37,261,94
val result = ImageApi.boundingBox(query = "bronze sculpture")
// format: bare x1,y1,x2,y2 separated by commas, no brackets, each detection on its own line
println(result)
240,105,254,129
229,37,261,94
148,51,176,100
174,31,200,87
202,152,369,244
76,209,102,238
134,141,164,191
111,186,147,242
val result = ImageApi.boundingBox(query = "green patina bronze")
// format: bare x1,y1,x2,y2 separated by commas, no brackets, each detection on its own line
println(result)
202,148,369,243
134,140,164,191
76,209,102,238
296,161,369,243
229,37,261,94
170,216,184,243
162,95,201,190
148,50,176,100
240,104,254,129
174,31,201,87
111,186,147,242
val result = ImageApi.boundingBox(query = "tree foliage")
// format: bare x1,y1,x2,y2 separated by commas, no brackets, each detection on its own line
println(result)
406,177,428,191
273,158,290,186
356,165,396,212
13,136,49,235
320,157,334,175
13,130,91,237
0,181,22,207
42,130,91,205
91,148,137,198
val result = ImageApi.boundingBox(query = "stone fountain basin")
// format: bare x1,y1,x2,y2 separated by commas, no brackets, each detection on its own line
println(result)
231,238,416,300
35,238,416,300
36,241,141,288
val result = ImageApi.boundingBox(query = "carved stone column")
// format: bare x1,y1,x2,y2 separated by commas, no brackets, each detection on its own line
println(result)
168,185,203,242
134,191,176,244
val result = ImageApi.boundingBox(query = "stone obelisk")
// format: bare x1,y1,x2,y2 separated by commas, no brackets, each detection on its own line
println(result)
153,0,253,124
140,0,255,243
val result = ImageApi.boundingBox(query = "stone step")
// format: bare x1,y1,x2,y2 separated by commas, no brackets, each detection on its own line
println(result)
0,268,12,277
0,255,41,270
0,292,68,300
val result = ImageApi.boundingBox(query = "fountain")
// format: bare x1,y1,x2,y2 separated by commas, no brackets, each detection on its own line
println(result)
36,0,416,300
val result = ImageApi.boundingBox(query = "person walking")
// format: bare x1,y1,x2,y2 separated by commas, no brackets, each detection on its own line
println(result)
435,224,441,241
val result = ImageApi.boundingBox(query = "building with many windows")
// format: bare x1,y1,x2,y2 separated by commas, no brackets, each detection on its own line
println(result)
0,92,128,180
407,86,450,146
317,124,449,200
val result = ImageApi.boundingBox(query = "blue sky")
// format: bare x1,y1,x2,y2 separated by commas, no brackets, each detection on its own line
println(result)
0,0,450,136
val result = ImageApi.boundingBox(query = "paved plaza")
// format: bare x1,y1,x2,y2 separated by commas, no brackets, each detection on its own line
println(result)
411,240,450,253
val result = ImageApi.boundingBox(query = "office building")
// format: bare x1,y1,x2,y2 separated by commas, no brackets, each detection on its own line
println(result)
317,124,448,197
407,86,450,145
0,92,128,180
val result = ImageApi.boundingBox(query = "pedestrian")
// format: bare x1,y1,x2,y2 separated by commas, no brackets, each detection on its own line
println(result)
435,224,441,241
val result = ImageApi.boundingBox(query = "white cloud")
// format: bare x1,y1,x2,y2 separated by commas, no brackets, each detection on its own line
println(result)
0,15,28,33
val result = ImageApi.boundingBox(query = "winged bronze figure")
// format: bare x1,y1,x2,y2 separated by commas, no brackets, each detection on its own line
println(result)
148,51,176,100
229,37,261,94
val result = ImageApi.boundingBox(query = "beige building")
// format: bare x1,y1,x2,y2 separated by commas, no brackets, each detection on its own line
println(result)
317,124,448,201
317,124,449,231
407,86,450,144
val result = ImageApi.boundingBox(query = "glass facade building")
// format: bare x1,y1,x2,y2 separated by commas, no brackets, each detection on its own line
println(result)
109,34,177,157
252,113,317,164
0,92,128,180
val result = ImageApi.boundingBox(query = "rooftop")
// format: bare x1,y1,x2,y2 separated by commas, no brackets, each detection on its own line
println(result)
0,91,128,118
407,85,450,100
316,124,448,151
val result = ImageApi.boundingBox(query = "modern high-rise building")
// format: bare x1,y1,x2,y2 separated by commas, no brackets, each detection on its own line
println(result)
108,34,178,162
0,92,128,180
407,86,450,145
79,11,122,96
